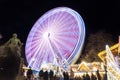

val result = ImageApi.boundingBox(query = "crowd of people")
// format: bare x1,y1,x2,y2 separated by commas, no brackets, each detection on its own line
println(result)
22,68,107,80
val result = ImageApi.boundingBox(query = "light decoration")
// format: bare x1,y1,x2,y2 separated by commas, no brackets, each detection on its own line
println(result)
98,43,118,61
106,45,120,80
25,7,85,71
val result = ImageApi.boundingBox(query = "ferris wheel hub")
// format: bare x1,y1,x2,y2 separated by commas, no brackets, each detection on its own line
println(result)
43,32,51,39
48,33,50,37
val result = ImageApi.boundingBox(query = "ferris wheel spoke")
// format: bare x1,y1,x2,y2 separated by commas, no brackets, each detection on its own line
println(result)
53,38,74,58
32,46,49,69
47,38,60,66
58,22,78,33
52,13,60,24
56,34,78,47
50,39,67,60
51,40,72,67
55,12,69,24
27,39,47,67
59,16,75,28
26,42,40,60
56,30,79,39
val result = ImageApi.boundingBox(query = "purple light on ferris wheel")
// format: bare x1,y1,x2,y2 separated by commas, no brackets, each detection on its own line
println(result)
25,7,85,71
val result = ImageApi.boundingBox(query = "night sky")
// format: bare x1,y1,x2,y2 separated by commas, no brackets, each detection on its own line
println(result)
0,0,120,44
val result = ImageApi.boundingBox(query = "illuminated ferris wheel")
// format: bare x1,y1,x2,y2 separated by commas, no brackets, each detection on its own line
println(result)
25,7,85,71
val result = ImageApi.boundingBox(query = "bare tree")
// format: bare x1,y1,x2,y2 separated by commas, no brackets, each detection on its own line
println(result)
80,30,115,62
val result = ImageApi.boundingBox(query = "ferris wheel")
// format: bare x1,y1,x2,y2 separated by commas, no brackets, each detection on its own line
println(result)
25,7,86,71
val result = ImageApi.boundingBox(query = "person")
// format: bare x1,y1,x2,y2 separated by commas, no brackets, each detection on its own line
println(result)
0,46,21,80
26,67,34,80
63,71,69,80
103,72,107,80
39,69,44,80
49,69,54,80
96,69,101,80
91,73,97,80
69,68,74,80
85,72,90,80
43,70,49,80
